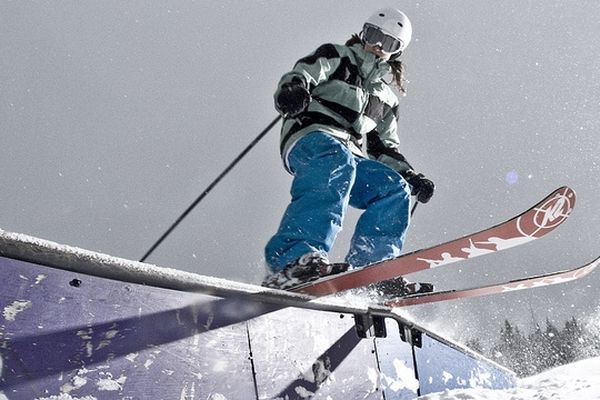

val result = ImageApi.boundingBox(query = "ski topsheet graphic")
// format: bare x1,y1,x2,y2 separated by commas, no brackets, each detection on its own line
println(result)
385,256,599,308
294,186,576,297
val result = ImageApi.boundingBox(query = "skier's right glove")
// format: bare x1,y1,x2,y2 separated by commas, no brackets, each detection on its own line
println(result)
275,80,311,118
404,170,435,204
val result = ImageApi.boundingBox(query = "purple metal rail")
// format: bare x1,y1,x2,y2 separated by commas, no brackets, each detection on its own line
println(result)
0,230,515,399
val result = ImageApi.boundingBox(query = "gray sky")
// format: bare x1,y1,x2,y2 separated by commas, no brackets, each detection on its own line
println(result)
1,1,599,346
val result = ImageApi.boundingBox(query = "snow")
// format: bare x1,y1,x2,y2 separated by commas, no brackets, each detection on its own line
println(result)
2,299,32,321
418,356,600,400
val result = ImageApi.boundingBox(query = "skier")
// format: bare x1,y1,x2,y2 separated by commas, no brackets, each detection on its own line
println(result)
263,8,435,293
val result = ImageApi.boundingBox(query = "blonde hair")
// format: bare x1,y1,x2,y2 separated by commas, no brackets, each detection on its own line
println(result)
345,34,407,95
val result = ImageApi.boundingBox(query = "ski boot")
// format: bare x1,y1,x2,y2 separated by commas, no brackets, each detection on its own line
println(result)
371,276,434,300
262,252,348,290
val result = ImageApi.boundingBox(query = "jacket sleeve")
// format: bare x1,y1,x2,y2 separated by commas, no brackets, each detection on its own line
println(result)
366,107,414,176
274,44,343,95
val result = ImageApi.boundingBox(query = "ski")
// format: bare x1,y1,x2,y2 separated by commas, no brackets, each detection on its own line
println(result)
385,256,599,308
292,186,575,296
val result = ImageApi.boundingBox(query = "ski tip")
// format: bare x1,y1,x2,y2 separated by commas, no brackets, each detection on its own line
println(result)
519,186,576,236
588,256,600,269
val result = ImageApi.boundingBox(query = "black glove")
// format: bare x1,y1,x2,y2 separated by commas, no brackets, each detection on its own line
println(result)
404,170,435,203
275,81,311,117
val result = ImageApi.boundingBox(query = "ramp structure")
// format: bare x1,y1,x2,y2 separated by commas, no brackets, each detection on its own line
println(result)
0,229,515,399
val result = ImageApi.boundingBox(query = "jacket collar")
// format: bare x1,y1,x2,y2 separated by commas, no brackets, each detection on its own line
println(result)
349,43,391,81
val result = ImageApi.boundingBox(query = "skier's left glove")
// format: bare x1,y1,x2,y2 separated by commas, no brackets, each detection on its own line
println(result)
404,170,435,203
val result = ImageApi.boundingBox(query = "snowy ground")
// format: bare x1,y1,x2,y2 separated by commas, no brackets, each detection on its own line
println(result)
419,356,600,400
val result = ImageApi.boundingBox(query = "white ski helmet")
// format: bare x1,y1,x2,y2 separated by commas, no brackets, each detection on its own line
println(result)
363,8,412,53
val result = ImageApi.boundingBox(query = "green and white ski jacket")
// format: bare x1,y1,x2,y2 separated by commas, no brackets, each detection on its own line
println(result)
275,42,413,175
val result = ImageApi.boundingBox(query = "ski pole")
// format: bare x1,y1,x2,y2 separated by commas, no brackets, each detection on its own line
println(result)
410,200,419,217
140,115,282,263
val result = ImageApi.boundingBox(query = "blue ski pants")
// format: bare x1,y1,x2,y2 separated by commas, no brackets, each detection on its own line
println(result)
265,131,412,272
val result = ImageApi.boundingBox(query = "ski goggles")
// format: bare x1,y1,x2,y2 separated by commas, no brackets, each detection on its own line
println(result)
362,24,403,54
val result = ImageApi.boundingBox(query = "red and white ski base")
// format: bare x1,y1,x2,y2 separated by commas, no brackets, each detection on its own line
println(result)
385,256,599,307
293,186,576,297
